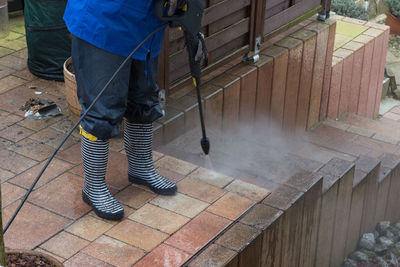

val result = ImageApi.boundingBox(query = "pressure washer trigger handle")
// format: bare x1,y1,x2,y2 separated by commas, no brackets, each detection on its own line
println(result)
195,32,207,62
154,0,185,24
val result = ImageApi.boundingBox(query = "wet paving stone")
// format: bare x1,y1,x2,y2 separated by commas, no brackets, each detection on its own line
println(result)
188,244,237,267
0,46,13,57
379,153,400,169
0,124,34,142
155,155,197,176
225,179,271,202
105,151,130,190
3,201,71,250
151,192,209,218
9,157,73,189
64,252,114,267
156,167,186,183
40,231,90,259
262,184,303,211
1,182,26,208
10,47,27,59
187,167,234,188
29,172,91,220
10,138,56,161
0,168,14,183
17,116,58,132
55,142,81,165
115,185,156,209
134,243,191,267
240,203,283,230
13,68,37,81
83,235,145,267
284,170,323,192
0,112,23,131
66,215,114,242
0,55,27,70
129,203,190,234
0,65,15,79
0,75,27,94
206,192,254,221
33,248,65,263
29,127,79,151
215,222,260,252
0,148,38,174
177,177,225,203
106,219,169,251
165,211,231,254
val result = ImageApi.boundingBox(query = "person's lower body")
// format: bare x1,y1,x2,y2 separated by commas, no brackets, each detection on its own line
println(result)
72,35,176,220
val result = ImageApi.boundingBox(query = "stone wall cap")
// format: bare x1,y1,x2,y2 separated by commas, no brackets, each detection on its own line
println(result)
210,73,240,89
226,63,257,78
275,36,303,49
290,29,317,41
240,204,283,230
260,45,288,58
333,48,354,59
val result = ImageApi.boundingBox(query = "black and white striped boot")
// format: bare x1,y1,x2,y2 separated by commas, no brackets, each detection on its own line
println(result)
81,136,124,220
124,121,177,195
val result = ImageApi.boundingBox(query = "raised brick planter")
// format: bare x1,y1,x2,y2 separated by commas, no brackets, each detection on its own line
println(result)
154,17,390,143
324,17,390,120
156,16,336,139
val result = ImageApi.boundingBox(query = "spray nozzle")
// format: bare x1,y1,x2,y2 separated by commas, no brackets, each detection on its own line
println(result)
201,137,210,155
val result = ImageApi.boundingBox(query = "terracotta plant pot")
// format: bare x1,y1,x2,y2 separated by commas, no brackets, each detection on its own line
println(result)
63,57,81,117
6,249,64,267
386,11,400,35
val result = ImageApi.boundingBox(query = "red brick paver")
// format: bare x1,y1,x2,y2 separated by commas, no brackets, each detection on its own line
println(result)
165,211,231,254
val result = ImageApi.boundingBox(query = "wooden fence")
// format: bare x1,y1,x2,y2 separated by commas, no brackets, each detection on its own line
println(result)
158,0,331,96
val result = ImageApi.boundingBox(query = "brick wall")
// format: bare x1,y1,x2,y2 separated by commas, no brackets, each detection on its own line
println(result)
159,16,337,141
323,17,390,120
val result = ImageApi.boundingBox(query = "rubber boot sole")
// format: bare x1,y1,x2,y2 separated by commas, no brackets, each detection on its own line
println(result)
82,191,124,221
128,174,177,195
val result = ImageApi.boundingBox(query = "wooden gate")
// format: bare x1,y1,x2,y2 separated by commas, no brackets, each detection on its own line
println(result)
159,0,330,96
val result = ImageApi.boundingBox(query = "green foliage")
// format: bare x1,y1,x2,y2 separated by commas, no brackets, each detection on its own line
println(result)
331,0,369,20
385,0,400,19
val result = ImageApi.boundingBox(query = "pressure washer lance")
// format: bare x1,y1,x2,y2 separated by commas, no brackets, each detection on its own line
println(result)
155,0,210,155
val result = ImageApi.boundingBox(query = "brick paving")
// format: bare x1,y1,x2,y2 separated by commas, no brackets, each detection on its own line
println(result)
1,15,400,267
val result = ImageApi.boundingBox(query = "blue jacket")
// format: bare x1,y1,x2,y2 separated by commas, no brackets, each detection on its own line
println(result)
63,0,165,60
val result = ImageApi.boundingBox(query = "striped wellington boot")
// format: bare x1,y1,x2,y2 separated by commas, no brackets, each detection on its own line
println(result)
124,121,177,195
81,136,124,220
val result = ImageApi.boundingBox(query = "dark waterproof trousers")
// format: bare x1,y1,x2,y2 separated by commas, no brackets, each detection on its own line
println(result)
71,35,163,140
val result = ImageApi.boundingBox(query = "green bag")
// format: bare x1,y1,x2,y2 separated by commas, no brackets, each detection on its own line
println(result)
24,0,71,81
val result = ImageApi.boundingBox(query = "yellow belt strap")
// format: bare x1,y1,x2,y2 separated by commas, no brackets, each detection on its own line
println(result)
79,125,98,141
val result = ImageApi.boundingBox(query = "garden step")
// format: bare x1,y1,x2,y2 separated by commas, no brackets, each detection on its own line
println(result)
315,158,354,267
344,156,381,259
324,113,400,142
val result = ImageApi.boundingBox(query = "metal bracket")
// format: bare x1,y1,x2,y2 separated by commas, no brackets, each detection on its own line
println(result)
317,12,327,21
243,36,261,63
317,0,330,22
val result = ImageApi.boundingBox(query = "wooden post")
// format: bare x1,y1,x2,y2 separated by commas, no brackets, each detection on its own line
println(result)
0,184,6,267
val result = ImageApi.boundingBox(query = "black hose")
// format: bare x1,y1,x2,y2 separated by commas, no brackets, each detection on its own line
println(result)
3,23,167,233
